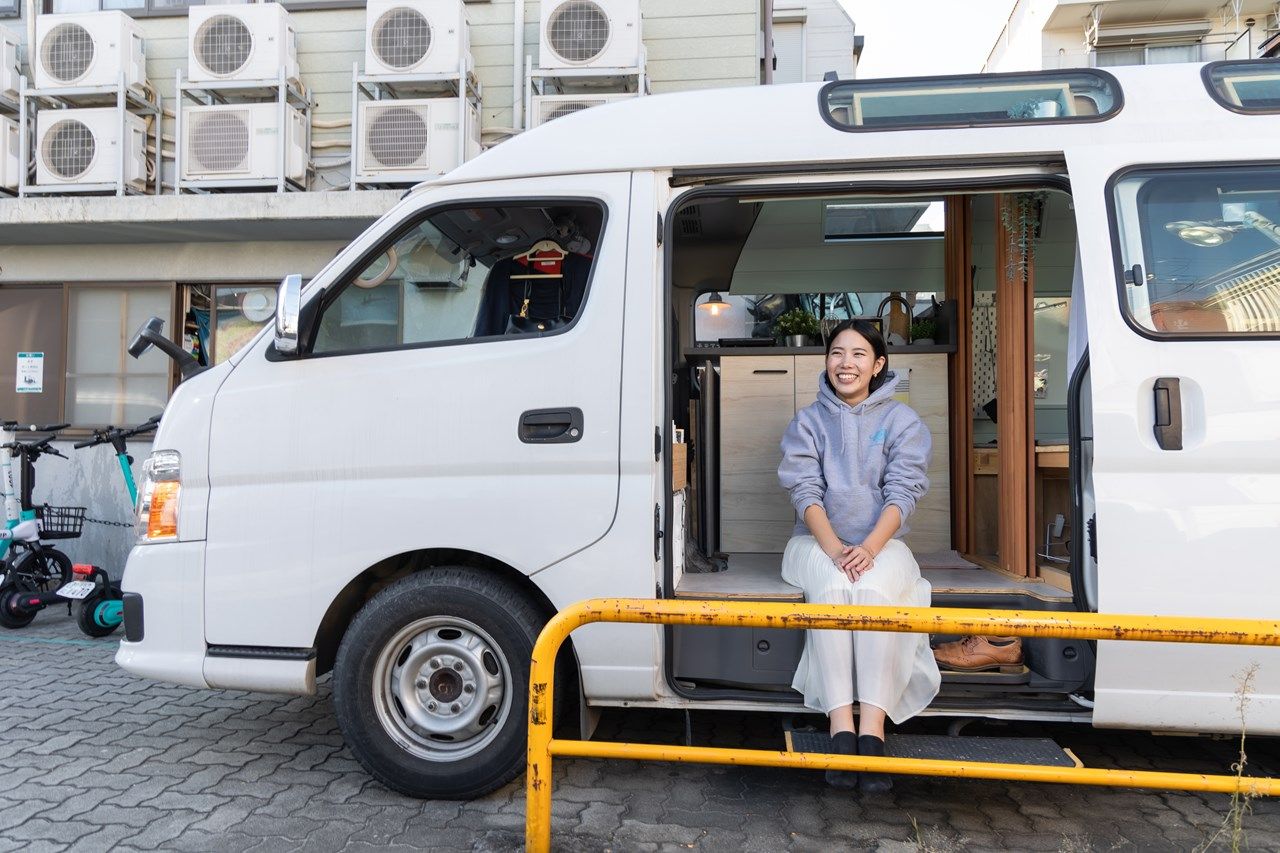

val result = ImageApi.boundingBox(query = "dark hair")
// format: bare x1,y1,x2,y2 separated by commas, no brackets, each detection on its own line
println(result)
825,319,889,394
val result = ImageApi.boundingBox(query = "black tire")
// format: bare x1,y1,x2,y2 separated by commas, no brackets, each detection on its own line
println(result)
77,590,120,638
332,568,544,800
0,588,35,629
12,546,73,593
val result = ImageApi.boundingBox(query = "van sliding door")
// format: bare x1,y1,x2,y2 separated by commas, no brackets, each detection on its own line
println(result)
1070,155,1280,735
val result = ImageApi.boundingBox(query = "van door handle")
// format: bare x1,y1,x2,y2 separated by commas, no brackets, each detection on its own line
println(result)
519,408,583,444
1152,378,1182,451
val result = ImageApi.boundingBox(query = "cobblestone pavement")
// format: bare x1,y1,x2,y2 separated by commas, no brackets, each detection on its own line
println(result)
2,611,1278,853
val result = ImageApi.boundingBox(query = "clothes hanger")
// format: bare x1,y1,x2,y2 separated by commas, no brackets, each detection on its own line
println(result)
510,239,568,280
514,239,567,260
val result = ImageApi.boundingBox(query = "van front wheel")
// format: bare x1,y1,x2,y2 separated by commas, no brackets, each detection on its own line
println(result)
332,568,542,799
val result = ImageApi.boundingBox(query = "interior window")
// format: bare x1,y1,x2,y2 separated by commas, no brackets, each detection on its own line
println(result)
1114,165,1280,335
310,203,602,356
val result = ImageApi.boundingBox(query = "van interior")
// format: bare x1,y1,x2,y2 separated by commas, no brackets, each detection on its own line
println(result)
665,186,1097,715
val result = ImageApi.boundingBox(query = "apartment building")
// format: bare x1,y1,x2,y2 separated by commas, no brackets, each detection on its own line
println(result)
985,0,1276,71
0,0,802,569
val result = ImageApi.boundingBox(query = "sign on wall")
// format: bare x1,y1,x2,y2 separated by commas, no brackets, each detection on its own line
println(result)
16,352,43,394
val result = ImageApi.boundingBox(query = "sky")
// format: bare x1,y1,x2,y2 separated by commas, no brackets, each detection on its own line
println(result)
838,1,1017,78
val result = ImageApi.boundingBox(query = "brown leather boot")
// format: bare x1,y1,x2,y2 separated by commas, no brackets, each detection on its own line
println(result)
933,635,1023,672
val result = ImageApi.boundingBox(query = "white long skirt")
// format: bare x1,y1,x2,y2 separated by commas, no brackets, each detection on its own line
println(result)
781,535,941,724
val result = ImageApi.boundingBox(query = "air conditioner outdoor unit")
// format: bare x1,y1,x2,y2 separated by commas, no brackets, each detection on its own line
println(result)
357,98,480,180
538,0,641,71
529,93,635,128
2,27,20,101
35,108,147,190
188,3,299,84
365,0,472,77
1,116,21,191
181,102,308,183
34,11,146,92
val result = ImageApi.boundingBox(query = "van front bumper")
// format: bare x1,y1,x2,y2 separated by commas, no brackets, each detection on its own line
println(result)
115,540,210,689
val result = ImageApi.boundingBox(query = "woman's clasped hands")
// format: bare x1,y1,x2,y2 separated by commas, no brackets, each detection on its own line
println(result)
825,542,877,584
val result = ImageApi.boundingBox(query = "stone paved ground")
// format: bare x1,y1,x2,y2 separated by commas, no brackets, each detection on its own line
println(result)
2,610,1278,852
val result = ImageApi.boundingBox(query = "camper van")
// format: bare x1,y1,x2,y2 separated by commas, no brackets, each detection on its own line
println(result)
118,61,1280,799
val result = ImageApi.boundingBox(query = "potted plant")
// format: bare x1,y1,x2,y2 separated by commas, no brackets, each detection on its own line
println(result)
773,308,822,347
909,318,938,346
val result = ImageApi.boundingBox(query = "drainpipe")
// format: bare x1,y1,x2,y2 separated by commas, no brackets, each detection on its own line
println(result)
25,0,36,67
512,0,525,130
763,0,774,84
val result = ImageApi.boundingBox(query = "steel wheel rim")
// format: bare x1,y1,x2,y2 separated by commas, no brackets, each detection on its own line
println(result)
372,615,512,761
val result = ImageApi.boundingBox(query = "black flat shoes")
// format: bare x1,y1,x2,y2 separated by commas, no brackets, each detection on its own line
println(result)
857,734,893,793
824,731,859,789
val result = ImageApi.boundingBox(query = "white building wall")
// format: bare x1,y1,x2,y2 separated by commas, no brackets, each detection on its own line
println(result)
772,0,856,82
3,1,762,182
986,0,1273,72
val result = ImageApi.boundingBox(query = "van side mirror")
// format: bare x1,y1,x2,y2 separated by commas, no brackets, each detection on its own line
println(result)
128,316,203,380
274,274,303,355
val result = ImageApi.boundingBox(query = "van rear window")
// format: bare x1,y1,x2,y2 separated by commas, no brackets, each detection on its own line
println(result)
1203,60,1280,113
822,70,1120,131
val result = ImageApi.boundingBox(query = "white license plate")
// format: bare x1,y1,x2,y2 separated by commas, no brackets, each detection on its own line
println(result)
56,580,97,600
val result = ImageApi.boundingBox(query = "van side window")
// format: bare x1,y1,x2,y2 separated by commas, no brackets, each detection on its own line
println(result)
310,203,604,356
1112,165,1280,337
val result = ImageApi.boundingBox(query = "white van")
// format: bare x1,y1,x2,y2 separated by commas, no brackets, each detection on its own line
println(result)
118,61,1280,799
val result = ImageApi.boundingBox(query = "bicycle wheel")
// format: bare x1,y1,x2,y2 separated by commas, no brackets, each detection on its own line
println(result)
11,546,73,593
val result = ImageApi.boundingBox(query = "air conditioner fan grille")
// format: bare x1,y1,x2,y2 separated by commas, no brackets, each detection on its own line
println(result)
42,23,95,83
191,111,250,172
196,14,253,77
373,8,432,70
543,100,598,123
42,119,95,179
547,1,610,64
368,106,429,168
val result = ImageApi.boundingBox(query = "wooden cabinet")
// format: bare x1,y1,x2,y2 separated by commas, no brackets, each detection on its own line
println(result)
719,356,797,552
720,353,952,554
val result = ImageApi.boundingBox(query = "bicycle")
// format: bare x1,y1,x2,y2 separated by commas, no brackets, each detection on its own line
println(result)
0,422,79,629
68,415,160,637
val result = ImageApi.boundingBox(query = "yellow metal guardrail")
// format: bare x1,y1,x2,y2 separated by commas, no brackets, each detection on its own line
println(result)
526,598,1280,852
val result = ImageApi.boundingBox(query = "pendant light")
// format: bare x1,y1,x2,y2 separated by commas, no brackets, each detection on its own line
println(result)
699,292,729,316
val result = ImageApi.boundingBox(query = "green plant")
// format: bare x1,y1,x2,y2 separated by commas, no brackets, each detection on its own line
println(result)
773,308,821,338
1197,663,1260,853
909,318,938,342
1001,191,1047,285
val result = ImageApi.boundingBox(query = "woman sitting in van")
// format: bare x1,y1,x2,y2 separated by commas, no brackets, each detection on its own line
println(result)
777,319,941,792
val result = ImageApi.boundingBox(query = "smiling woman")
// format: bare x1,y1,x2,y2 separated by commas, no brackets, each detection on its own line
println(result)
777,318,940,792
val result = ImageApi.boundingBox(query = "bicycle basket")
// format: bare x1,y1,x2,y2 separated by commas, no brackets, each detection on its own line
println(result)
36,505,86,540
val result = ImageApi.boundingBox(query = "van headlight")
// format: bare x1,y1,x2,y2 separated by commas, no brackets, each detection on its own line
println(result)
136,450,181,543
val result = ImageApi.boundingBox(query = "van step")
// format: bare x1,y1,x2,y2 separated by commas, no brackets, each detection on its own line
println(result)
940,664,1031,685
783,730,1079,768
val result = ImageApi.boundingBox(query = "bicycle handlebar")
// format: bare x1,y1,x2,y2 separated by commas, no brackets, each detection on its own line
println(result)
71,415,161,450
1,421,69,433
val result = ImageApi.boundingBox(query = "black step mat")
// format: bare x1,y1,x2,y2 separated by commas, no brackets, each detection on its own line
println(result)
785,730,1078,768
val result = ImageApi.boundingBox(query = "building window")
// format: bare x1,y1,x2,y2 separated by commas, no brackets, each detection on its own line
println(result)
1093,43,1202,67
45,0,359,14
0,0,19,18
65,285,171,426
0,287,65,424
772,20,806,85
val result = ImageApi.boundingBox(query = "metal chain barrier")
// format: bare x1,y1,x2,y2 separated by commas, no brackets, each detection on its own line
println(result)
84,517,135,529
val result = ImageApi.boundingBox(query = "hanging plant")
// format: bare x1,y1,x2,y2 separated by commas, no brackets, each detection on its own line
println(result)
1001,191,1046,285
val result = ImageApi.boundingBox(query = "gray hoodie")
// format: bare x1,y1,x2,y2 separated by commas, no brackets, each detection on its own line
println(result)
778,370,931,546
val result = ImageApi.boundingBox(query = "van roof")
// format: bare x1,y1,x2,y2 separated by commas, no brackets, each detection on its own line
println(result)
430,63,1277,188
